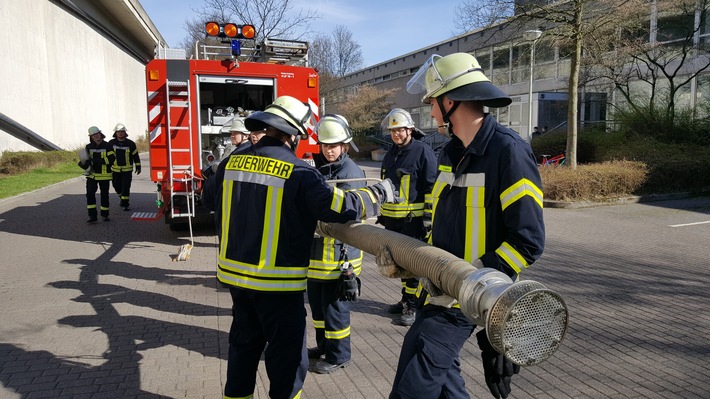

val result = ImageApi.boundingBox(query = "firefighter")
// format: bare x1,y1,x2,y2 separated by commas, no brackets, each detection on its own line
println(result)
306,114,366,374
202,95,397,399
78,126,115,223
108,123,141,211
380,52,545,399
223,117,252,156
249,126,266,145
379,108,437,326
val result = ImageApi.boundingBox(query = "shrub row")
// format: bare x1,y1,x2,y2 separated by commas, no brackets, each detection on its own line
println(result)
540,161,647,201
532,128,710,198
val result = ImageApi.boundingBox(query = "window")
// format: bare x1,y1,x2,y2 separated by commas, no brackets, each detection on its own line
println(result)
657,14,694,43
492,46,510,86
476,52,491,74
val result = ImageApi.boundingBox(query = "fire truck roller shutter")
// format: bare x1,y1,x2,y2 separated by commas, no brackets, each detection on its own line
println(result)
166,60,190,82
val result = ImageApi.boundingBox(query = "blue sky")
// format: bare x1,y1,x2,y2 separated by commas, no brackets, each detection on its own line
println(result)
140,0,461,67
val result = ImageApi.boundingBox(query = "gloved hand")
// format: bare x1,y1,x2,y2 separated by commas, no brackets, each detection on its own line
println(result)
375,245,415,279
366,178,399,203
477,329,520,399
135,165,141,175
421,277,457,308
77,160,89,169
337,264,361,301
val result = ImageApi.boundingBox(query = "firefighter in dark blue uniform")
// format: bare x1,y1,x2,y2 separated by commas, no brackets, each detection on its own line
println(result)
383,53,545,398
202,96,396,399
306,114,366,374
223,117,252,158
108,123,141,211
78,126,115,223
379,108,437,326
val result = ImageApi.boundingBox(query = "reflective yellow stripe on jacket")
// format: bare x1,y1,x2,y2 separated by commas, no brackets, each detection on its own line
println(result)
217,155,311,292
381,174,426,218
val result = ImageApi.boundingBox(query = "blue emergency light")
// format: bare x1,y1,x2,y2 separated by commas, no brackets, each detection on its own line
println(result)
231,40,241,57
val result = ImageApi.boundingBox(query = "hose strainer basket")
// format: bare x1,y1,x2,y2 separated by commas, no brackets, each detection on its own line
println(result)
485,281,568,366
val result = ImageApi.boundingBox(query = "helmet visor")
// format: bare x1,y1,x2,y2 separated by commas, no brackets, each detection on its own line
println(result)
406,54,442,95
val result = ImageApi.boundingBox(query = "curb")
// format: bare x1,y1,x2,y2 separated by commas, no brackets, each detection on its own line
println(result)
544,190,710,209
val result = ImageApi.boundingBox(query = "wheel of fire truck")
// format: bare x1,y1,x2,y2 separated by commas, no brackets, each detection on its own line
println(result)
166,215,189,231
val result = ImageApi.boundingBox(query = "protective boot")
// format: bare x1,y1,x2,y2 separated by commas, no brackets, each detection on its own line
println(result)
87,209,98,224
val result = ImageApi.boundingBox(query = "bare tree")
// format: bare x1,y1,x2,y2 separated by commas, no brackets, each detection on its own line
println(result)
309,26,364,113
177,0,321,56
309,26,363,77
586,0,710,126
199,0,320,42
331,85,398,135
456,0,643,169
453,0,513,33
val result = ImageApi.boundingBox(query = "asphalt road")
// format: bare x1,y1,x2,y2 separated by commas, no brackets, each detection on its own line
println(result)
0,159,708,398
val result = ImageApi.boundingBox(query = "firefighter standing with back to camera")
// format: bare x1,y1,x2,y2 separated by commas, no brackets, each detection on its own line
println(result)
306,114,366,374
378,52,545,399
379,108,437,326
78,126,115,223
202,95,397,399
108,123,141,211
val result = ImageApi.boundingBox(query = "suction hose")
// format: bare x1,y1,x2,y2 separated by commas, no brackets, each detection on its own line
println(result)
317,221,568,366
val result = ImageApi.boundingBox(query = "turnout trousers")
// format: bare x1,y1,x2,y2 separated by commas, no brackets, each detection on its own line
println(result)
389,305,475,399
112,170,133,207
224,288,308,399
307,279,351,364
86,178,110,218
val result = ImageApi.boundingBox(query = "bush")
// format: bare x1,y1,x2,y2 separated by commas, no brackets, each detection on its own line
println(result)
540,160,648,201
0,150,76,175
532,124,710,197
613,104,710,145
135,132,150,153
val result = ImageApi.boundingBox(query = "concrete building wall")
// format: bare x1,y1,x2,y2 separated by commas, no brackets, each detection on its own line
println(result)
1,0,149,153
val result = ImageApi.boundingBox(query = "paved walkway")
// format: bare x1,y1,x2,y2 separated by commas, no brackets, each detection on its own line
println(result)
0,159,708,398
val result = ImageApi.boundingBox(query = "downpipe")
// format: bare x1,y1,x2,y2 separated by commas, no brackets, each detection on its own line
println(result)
317,221,568,366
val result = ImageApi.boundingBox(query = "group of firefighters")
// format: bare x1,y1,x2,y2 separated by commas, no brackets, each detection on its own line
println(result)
78,123,141,223
203,52,546,399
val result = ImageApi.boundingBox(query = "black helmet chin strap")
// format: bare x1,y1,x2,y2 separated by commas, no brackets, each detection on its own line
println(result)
289,135,300,151
437,97,460,137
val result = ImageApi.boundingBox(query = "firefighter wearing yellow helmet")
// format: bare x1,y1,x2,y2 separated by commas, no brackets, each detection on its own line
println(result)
224,117,252,156
384,53,545,399
108,123,141,211
202,96,398,398
78,126,115,223
306,114,366,374
377,107,437,327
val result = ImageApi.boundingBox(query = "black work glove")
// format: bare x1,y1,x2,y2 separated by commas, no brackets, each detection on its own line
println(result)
337,264,361,301
78,160,89,169
477,329,520,399
135,165,141,175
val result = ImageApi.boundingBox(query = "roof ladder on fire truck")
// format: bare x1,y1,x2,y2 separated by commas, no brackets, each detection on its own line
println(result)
165,79,196,219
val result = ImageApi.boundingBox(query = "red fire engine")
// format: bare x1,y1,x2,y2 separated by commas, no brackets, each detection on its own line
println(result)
145,23,319,229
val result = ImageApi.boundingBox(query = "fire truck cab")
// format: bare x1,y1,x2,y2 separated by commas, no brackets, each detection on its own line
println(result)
146,24,319,229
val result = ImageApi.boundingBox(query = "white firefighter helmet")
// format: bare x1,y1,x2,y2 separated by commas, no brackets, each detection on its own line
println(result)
113,123,128,138
406,53,511,108
381,108,426,139
383,108,415,130
245,96,314,137
87,126,105,138
315,114,359,152
229,118,249,134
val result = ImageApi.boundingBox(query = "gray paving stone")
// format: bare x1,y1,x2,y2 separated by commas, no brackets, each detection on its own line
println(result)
1,161,709,398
